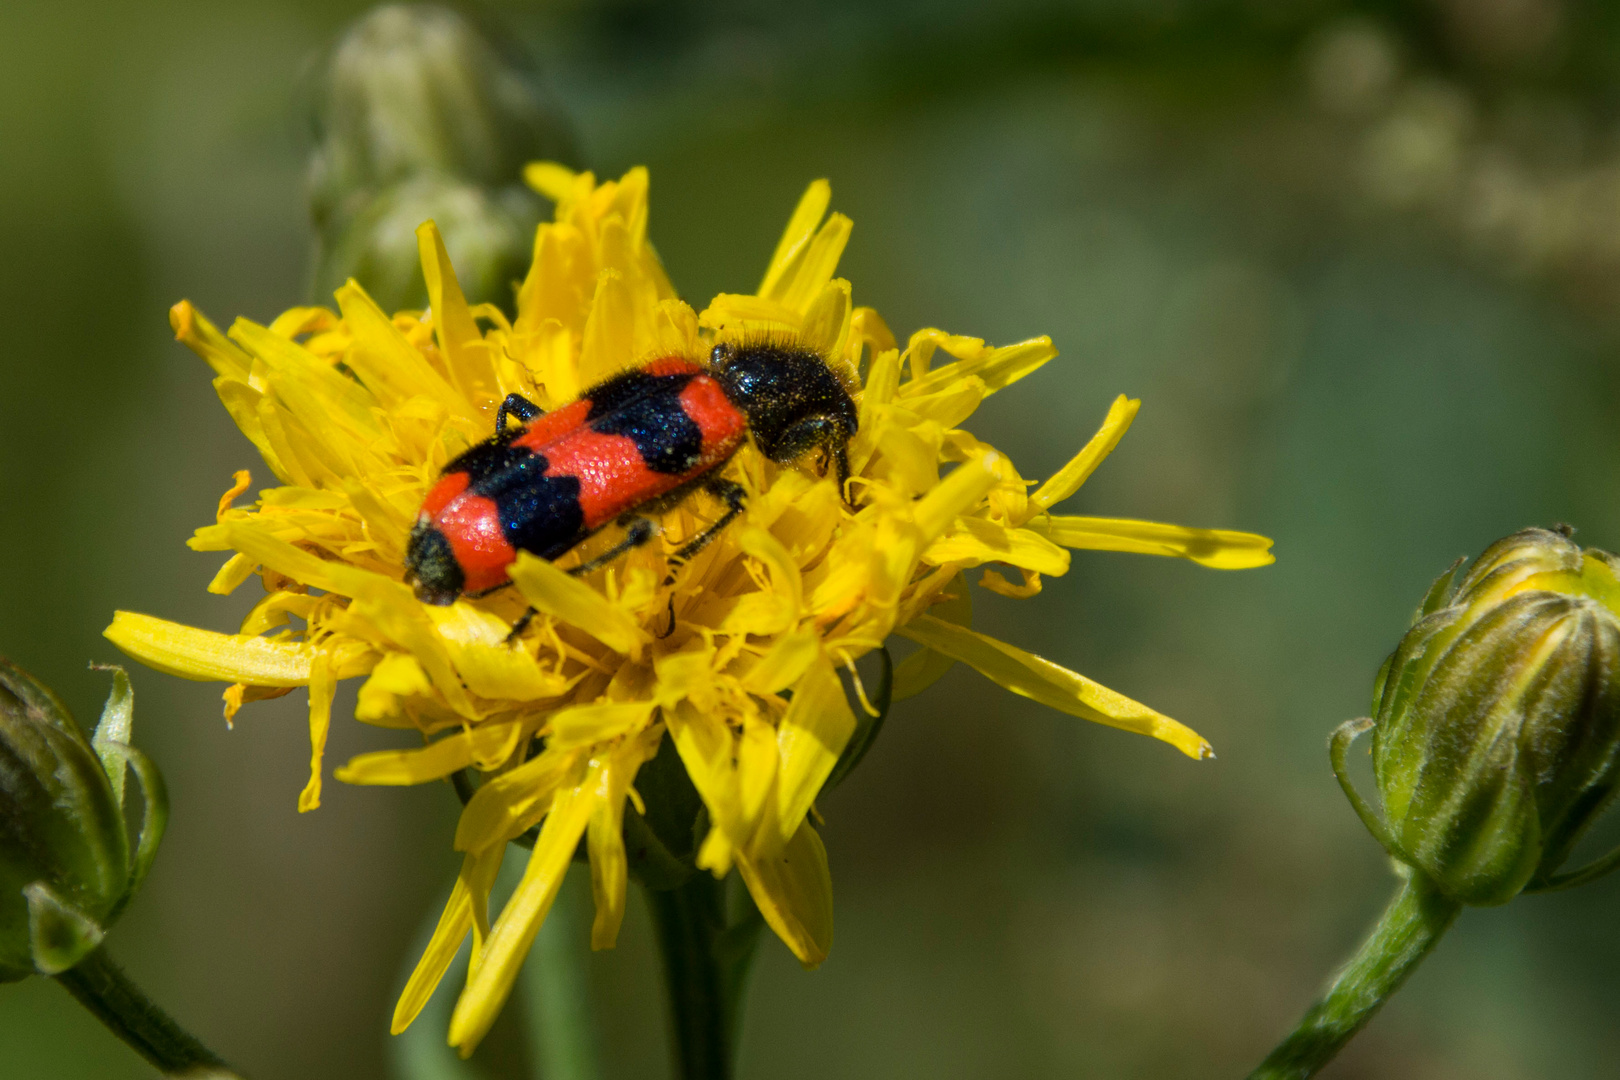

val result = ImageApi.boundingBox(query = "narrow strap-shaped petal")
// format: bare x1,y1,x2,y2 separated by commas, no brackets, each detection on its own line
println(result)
924,517,1071,576
777,214,853,314
418,221,501,406
392,847,503,1035
547,700,655,749
297,650,336,812
912,453,1004,543
892,572,970,702
335,280,475,420
900,335,1055,399
735,816,833,969
335,722,524,786
759,180,831,299
1029,515,1276,569
587,732,658,949
170,300,251,380
449,781,595,1054
509,552,648,659
104,611,314,686
898,614,1214,760
1026,395,1140,516
524,161,578,202
775,653,856,845
453,751,578,852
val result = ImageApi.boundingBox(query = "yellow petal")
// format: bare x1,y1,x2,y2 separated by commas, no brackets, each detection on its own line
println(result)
759,180,831,299
546,700,655,750
901,335,1055,399
453,752,578,853
523,161,578,202
105,611,313,685
335,280,473,420
417,221,499,406
778,214,852,314
587,732,657,949
392,847,504,1034
449,780,594,1054
577,269,635,388
775,654,856,844
891,573,970,702
663,700,742,864
736,817,833,969
223,524,479,716
424,603,571,700
206,552,258,596
1029,516,1276,569
1026,395,1140,516
980,567,1043,598
898,614,1214,760
297,651,336,812
170,300,251,380
923,518,1071,576
509,552,648,659
799,278,852,358
336,722,523,786
912,453,1004,544
743,626,821,696
354,652,437,727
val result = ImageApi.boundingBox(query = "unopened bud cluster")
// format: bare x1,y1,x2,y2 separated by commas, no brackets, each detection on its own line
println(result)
308,4,575,311
1364,528,1620,904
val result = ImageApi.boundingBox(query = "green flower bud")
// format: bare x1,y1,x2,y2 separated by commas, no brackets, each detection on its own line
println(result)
1341,528,1620,905
0,661,167,978
308,4,576,311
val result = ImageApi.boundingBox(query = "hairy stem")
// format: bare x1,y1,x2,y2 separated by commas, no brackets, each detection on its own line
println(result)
1248,872,1461,1080
55,946,236,1077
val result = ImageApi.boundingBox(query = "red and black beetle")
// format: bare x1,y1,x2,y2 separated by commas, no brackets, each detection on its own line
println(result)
404,340,858,608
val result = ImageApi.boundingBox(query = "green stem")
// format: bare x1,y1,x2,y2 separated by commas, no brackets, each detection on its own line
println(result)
644,875,762,1080
1248,872,1461,1080
55,946,237,1077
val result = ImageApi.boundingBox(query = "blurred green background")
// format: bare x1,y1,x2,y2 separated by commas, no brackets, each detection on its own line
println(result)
6,0,1620,1076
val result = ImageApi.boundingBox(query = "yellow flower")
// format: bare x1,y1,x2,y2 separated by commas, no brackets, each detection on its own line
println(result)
105,164,1273,1054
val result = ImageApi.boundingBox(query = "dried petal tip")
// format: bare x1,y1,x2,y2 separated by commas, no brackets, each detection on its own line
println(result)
0,660,167,979
1352,528,1620,905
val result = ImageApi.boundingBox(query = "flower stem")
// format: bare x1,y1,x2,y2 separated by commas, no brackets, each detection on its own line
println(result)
1248,872,1461,1080
54,946,237,1077
644,875,763,1080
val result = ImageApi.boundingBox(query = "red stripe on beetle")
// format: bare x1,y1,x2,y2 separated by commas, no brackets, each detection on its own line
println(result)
541,427,669,530
680,376,749,458
435,492,516,594
513,399,591,452
420,470,471,518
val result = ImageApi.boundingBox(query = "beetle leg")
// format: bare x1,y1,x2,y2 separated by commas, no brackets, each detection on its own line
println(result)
567,517,658,577
506,606,538,645
670,480,748,563
495,393,543,435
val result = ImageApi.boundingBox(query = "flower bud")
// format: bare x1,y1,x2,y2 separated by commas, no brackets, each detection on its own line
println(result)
308,4,576,311
0,661,166,978
1362,528,1620,905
